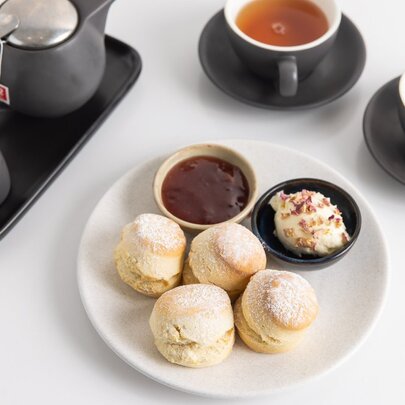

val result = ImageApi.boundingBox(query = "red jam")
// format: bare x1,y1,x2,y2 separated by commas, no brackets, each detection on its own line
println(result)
161,156,250,225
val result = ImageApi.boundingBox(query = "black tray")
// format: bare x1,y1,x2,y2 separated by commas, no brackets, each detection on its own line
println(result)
0,36,142,239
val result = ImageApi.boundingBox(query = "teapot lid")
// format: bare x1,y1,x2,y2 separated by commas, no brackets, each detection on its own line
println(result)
0,0,79,49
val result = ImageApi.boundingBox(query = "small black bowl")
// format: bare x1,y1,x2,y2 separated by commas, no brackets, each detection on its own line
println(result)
251,178,362,269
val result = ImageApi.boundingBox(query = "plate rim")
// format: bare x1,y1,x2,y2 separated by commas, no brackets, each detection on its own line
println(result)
77,140,390,398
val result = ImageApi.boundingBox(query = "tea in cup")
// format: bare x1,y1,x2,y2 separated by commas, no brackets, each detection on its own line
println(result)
224,0,342,96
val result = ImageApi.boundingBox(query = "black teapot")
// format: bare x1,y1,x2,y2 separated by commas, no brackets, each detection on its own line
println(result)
0,0,115,117
0,150,9,205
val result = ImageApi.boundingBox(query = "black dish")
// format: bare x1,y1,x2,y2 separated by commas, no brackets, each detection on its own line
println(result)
0,36,142,240
251,179,362,269
364,77,405,185
199,11,366,110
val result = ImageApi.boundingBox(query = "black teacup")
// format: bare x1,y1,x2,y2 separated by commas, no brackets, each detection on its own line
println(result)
398,73,405,132
224,0,342,97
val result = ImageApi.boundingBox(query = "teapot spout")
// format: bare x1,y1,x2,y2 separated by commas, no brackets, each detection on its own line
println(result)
73,0,115,24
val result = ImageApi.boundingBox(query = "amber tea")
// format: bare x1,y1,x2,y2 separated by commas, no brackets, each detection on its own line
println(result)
236,0,329,47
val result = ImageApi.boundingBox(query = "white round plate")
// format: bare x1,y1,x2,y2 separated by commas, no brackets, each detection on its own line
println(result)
78,140,389,398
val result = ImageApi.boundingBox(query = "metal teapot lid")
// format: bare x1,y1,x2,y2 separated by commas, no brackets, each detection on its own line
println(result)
0,0,79,49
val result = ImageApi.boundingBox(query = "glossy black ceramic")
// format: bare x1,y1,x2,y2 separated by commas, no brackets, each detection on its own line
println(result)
0,36,142,240
251,178,362,269
199,11,366,110
399,104,405,132
364,77,405,185
398,79,405,132
0,150,10,205
1,0,114,117
226,16,338,95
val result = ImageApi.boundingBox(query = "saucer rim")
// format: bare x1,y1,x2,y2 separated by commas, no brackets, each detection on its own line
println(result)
363,77,405,186
199,11,367,111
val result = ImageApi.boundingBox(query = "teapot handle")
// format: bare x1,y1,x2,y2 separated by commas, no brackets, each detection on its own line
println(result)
73,0,115,21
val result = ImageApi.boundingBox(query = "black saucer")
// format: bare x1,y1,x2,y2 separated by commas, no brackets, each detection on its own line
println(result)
0,36,142,240
199,11,366,110
363,78,405,185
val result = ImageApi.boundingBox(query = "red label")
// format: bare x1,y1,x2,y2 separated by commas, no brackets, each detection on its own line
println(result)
0,84,10,105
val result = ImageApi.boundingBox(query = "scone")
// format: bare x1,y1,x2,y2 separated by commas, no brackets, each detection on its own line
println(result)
234,269,318,353
149,284,235,367
183,223,267,300
115,213,186,298
182,259,200,285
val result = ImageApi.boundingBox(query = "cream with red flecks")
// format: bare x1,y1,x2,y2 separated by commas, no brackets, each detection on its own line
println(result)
270,190,350,257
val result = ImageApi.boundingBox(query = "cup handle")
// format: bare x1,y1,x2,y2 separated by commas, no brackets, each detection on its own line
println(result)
278,57,298,97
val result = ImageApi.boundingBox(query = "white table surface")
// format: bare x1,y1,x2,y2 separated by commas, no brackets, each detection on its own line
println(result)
1,0,404,403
